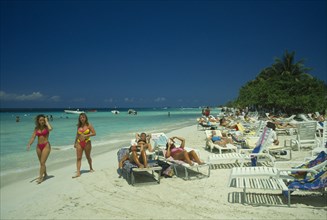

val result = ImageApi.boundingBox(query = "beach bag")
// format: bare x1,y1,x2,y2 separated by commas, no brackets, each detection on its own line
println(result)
163,166,175,177
157,160,174,177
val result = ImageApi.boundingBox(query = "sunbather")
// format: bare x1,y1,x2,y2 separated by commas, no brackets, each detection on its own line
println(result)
208,130,233,147
129,133,153,168
165,136,204,166
220,117,237,129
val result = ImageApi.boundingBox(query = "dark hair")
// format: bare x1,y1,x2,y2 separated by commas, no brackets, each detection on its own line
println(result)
266,121,276,130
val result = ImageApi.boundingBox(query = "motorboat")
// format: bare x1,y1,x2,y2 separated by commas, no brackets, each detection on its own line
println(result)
111,110,120,114
64,109,85,114
128,109,137,115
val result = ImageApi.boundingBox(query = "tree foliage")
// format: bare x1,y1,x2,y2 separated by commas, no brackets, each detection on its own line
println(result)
233,51,327,114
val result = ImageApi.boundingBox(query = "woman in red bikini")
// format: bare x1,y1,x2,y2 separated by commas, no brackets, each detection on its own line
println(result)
165,136,204,166
27,114,53,184
73,113,96,178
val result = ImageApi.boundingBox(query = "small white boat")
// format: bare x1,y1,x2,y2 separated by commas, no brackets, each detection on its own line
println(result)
128,109,137,115
111,110,120,114
64,109,85,114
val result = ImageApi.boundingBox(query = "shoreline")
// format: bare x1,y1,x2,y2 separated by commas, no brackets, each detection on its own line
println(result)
1,124,326,219
0,121,196,188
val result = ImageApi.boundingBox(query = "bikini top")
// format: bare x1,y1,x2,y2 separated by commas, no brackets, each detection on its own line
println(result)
78,127,90,135
35,129,49,137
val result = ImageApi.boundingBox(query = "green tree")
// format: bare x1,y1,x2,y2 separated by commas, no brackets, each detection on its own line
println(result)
234,51,327,114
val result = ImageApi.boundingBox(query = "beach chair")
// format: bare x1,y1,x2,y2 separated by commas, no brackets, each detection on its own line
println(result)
228,151,327,186
204,130,238,154
151,133,210,180
311,120,327,156
285,121,320,151
198,121,218,130
117,147,162,186
283,169,327,206
279,114,296,123
228,152,327,207
208,126,290,167
161,149,210,180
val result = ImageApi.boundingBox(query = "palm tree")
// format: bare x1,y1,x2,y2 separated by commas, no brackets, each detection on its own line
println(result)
271,50,312,80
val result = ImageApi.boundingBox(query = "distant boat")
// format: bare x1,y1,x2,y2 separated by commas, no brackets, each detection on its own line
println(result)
64,109,85,114
111,110,120,114
128,109,137,115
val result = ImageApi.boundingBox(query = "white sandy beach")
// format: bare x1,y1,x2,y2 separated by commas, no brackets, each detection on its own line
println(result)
1,125,326,219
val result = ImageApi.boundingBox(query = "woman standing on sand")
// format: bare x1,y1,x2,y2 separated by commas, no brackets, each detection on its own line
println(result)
73,113,96,178
27,114,53,184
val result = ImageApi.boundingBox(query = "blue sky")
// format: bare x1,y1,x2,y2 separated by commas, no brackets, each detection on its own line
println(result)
1,0,326,108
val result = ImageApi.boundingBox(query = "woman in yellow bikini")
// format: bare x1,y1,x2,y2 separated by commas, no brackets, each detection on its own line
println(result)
73,113,96,178
27,114,53,184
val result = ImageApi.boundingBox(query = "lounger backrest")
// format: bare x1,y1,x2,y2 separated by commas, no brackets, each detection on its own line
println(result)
323,121,327,147
296,121,317,141
256,127,275,153
151,133,169,148
254,120,266,137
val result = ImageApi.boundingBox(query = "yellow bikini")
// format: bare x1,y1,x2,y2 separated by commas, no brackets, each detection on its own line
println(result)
77,127,90,148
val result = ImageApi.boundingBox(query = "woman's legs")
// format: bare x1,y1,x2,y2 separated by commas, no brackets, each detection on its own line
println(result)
84,142,94,172
138,150,148,168
214,139,227,147
130,151,144,168
188,150,204,164
73,144,83,178
36,144,51,183
173,150,204,165
173,150,193,165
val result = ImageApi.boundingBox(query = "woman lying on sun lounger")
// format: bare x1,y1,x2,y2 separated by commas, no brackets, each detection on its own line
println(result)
220,117,238,130
208,130,234,147
165,136,204,166
128,133,154,168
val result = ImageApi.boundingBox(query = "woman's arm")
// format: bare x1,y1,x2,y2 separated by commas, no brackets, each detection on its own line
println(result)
174,136,185,148
146,143,153,152
74,130,79,148
27,131,36,150
86,124,96,138
45,117,53,131
165,141,172,158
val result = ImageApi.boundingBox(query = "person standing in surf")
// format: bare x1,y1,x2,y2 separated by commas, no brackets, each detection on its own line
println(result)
73,113,96,178
27,114,53,184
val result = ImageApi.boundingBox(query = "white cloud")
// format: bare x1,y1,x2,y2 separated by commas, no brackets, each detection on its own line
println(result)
154,97,166,102
0,90,63,105
0,91,45,101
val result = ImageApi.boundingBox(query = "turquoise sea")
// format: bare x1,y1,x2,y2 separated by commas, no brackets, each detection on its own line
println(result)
0,107,221,177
